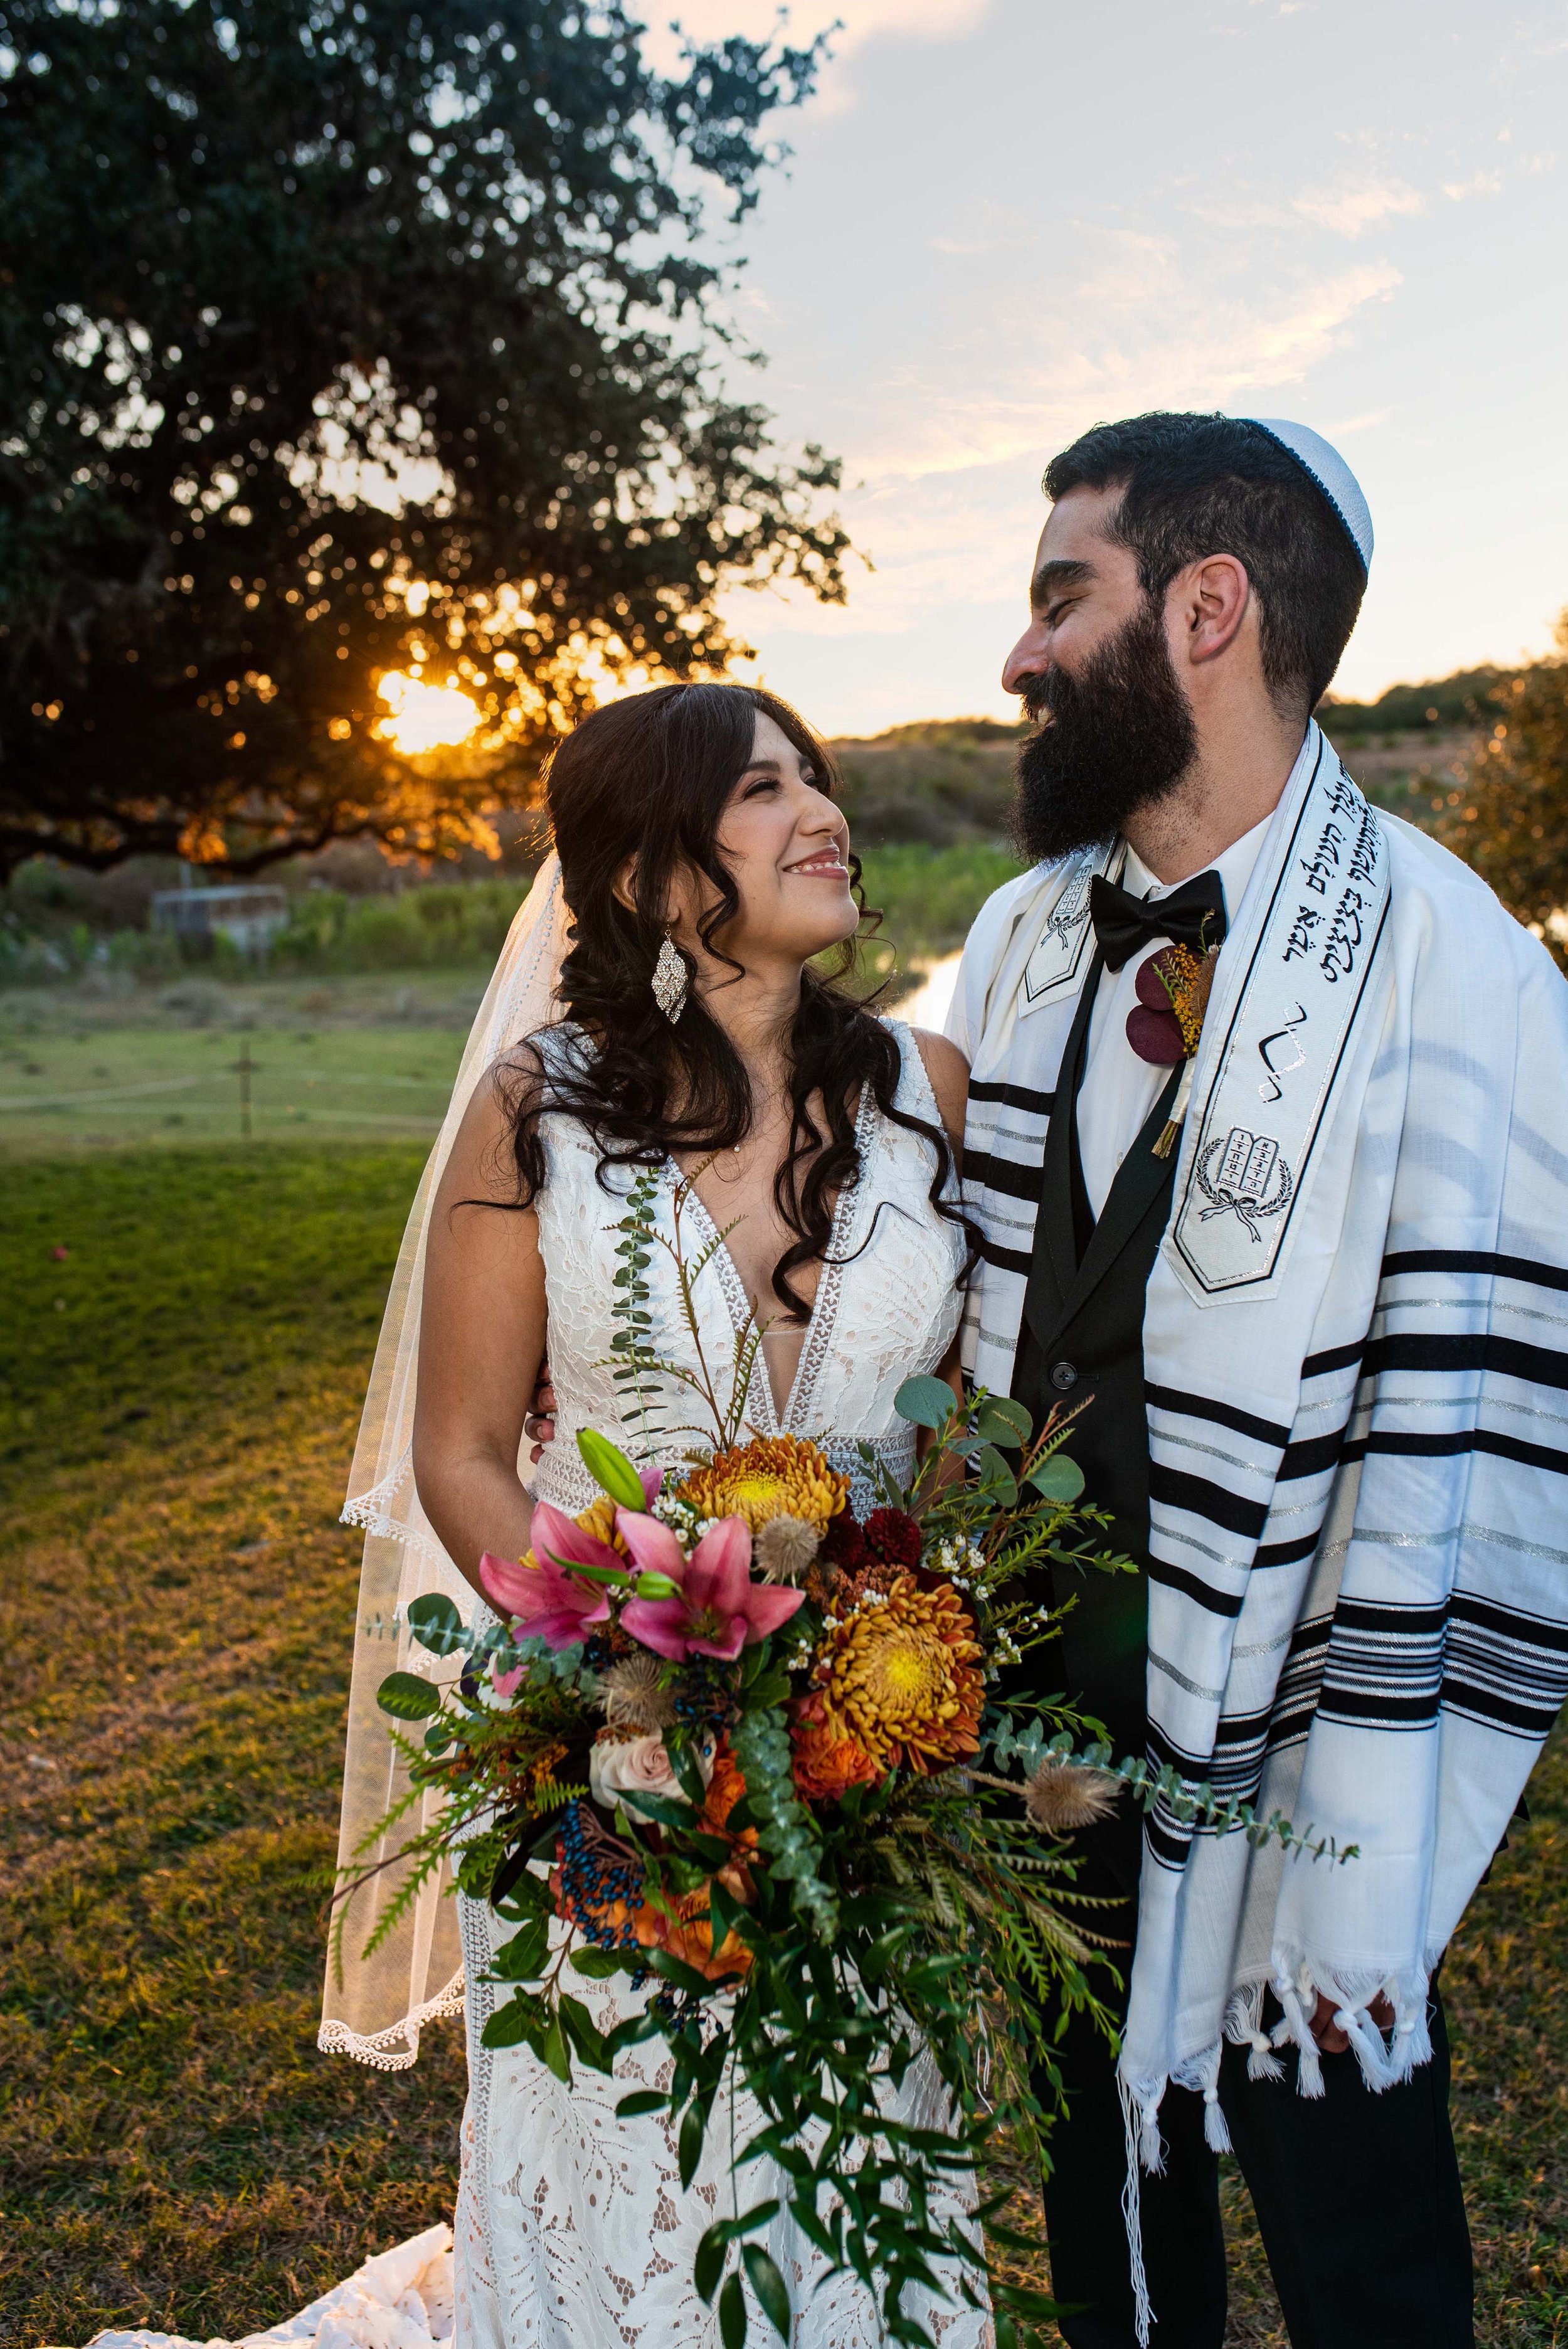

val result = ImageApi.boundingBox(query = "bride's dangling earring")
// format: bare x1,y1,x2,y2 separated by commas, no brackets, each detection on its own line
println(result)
652,930,688,1026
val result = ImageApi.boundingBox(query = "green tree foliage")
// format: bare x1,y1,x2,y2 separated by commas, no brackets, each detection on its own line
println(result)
1436,617,1568,963
0,0,847,879
1320,667,1506,743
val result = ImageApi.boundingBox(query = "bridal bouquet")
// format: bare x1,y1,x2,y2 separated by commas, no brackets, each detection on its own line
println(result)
344,1174,1320,2349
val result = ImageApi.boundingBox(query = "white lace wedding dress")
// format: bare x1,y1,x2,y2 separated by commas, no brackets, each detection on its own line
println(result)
452,1019,993,2349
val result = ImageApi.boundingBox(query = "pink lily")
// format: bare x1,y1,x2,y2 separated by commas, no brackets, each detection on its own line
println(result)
479,1503,619,1650
489,1657,527,1699
618,1512,805,1662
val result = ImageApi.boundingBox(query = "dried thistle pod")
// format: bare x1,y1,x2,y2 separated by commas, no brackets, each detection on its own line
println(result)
1024,1756,1122,1834
755,1512,820,1584
598,1652,677,1731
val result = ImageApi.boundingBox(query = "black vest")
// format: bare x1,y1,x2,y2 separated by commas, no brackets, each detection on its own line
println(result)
1011,952,1182,1765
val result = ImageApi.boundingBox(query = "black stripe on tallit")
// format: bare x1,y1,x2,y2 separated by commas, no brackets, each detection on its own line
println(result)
1276,1424,1351,1482
968,1078,1057,1114
963,1150,1044,1201
977,1236,1033,1278
1301,1337,1368,1379
1148,1463,1271,1540
1145,1554,1247,1616
1343,1426,1568,1478
1144,1384,1291,1449
1382,1247,1568,1295
1357,1330,1568,1391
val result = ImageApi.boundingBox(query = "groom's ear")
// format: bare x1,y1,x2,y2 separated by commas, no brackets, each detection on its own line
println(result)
1169,550,1254,673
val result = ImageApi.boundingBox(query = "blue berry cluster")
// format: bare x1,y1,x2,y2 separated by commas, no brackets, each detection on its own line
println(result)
673,1656,733,1736
558,1798,644,1949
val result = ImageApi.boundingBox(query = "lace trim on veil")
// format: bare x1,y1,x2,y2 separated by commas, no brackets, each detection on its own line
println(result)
317,1964,467,2071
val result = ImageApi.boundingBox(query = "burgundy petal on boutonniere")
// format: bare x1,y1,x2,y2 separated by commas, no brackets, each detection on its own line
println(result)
1126,953,1189,1064
1126,935,1223,1155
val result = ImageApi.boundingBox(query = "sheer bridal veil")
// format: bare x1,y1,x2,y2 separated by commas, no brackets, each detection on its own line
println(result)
319,854,569,2068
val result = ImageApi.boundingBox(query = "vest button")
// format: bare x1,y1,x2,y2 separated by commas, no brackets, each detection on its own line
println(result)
1050,1359,1078,1391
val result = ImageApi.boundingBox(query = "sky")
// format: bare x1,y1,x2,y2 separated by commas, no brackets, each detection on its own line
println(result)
645,0,1568,738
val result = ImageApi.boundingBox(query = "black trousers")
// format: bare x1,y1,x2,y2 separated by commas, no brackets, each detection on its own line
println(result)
1037,1929,1475,2349
1039,1983,1474,2348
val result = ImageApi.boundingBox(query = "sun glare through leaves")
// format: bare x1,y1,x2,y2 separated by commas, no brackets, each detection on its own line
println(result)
376,671,480,755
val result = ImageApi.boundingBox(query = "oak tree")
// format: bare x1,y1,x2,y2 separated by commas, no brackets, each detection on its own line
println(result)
0,0,845,877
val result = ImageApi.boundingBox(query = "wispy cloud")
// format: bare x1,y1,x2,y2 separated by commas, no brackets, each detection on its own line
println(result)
1443,169,1505,199
841,259,1403,482
1293,174,1426,237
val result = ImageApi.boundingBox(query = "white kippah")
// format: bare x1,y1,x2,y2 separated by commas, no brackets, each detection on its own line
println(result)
1243,417,1374,575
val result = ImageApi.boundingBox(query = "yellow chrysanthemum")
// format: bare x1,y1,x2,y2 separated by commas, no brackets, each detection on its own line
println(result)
811,1574,984,1774
677,1434,848,1537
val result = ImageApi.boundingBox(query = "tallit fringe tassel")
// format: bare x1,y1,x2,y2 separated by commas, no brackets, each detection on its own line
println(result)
1270,1975,1326,2097
1268,1959,1434,2096
1247,2030,1286,2083
1118,2075,1157,2349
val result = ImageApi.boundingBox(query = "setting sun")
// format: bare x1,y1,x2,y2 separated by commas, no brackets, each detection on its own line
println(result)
376,671,480,755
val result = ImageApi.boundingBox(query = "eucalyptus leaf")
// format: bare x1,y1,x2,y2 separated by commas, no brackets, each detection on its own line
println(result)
376,1670,441,1721
975,1393,1032,1445
1030,1453,1086,1503
893,1373,955,1430
974,1445,1019,1507
405,1591,465,1655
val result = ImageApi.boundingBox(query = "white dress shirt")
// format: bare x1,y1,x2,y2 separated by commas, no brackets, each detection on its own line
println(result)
1076,815,1273,1219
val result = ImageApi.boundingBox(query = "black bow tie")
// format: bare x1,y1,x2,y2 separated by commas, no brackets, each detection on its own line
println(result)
1088,867,1227,973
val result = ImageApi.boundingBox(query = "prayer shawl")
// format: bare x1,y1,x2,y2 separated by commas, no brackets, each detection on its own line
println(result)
949,724,1568,2219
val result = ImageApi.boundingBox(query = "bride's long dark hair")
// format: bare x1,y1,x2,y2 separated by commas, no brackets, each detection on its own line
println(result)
501,680,973,1322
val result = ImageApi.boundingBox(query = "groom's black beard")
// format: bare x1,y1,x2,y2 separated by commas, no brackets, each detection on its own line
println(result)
1011,597,1198,862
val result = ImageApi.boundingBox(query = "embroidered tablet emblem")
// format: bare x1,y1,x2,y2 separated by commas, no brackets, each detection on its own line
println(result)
1196,1127,1294,1244
1020,842,1115,1009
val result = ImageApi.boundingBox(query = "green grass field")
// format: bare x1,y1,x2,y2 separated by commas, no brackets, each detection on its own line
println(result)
3,1137,1565,2344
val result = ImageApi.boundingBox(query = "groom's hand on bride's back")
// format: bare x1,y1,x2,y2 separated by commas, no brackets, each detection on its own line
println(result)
525,1357,556,1461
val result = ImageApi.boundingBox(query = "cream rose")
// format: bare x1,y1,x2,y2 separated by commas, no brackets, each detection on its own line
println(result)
590,1731,715,1810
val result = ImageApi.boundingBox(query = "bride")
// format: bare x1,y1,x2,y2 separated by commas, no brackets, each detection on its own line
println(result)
327,679,987,2347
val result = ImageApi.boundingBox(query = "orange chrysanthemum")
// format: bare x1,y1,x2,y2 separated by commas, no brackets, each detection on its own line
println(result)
677,1434,848,1537
790,1699,886,1803
809,1574,984,1775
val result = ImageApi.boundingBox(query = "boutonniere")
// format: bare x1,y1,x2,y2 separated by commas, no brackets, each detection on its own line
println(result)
1126,921,1222,1160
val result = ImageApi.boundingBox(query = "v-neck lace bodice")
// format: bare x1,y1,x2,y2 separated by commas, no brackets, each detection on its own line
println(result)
526,1019,965,1520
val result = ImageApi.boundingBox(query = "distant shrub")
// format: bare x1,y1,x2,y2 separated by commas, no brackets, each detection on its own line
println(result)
1319,669,1506,741
107,927,184,983
833,722,1020,847
1434,619,1568,967
272,877,531,972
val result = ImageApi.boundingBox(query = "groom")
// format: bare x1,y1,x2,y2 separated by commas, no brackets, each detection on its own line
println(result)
947,411,1568,2348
